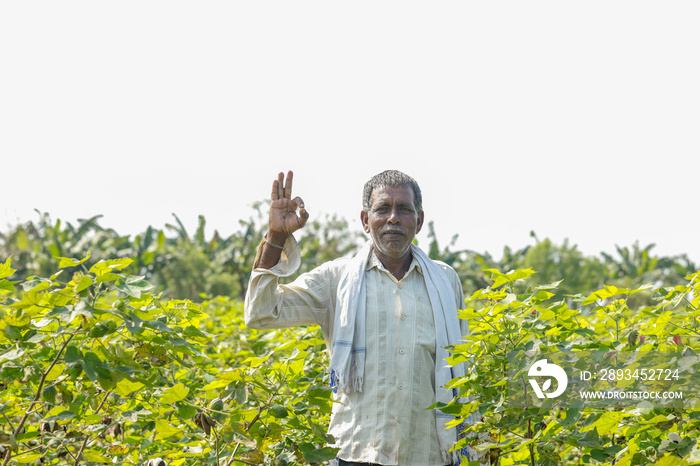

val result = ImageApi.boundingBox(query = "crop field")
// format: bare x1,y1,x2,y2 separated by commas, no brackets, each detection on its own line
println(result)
1,215,699,465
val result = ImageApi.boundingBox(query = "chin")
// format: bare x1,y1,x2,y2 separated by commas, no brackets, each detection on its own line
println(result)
375,243,411,259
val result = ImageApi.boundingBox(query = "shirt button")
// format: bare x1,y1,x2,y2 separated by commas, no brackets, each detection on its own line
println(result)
397,283,402,289
400,314,407,321
399,348,405,354
398,384,404,390
397,418,403,424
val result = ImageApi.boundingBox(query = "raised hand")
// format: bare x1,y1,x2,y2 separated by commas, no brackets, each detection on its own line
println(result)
268,171,309,238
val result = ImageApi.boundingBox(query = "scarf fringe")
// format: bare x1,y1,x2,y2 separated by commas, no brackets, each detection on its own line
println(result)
442,448,453,464
447,447,474,466
330,369,364,394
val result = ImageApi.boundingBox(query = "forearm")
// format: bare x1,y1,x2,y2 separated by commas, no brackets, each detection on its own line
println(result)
245,275,334,340
255,231,291,269
245,234,329,331
246,235,301,329
244,272,292,329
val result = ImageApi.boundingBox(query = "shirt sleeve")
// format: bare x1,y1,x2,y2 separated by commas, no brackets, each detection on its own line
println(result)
244,235,337,342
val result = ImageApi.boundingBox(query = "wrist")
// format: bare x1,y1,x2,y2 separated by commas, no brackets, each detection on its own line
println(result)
266,231,289,247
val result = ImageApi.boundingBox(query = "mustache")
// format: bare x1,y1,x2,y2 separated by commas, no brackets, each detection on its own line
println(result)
381,227,405,235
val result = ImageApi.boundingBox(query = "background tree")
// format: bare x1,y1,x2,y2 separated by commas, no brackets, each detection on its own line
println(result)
1,208,696,308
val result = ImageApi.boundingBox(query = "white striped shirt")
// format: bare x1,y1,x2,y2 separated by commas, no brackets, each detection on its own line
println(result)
244,236,467,465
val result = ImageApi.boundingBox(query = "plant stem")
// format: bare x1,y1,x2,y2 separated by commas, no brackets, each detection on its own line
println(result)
527,418,535,466
1,411,15,434
215,429,220,466
667,320,700,337
611,433,616,465
224,392,276,466
73,390,112,466
2,333,75,466
225,443,242,466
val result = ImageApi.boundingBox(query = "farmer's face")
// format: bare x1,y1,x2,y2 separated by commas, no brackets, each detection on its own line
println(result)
361,185,424,262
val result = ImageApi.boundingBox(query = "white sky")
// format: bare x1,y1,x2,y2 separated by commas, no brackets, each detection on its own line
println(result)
2,1,698,264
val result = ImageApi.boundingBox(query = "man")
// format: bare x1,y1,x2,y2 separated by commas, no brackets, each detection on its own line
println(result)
245,170,479,465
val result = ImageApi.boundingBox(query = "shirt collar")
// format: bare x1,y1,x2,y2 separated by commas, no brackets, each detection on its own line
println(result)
366,249,423,277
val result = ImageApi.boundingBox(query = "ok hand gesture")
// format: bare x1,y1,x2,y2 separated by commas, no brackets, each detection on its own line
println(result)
269,171,309,238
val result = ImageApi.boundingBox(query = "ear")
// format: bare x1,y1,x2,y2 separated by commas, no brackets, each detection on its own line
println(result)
415,210,425,235
360,210,371,234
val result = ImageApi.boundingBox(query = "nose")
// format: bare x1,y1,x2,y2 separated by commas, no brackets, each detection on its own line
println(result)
387,206,400,224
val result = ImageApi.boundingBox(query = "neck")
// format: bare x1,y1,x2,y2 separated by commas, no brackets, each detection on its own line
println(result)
373,247,413,281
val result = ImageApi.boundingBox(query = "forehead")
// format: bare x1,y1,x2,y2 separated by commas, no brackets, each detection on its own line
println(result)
369,185,415,206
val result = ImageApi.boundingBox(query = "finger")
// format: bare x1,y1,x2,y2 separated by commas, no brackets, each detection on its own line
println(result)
295,197,310,228
293,196,308,223
271,178,279,200
284,171,294,199
276,172,285,200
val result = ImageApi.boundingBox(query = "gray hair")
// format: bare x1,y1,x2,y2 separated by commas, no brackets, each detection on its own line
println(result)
362,170,423,212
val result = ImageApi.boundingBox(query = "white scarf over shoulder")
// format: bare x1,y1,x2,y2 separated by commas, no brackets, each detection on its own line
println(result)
329,241,466,464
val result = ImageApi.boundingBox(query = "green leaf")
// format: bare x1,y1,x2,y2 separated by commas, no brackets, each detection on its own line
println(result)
88,323,112,338
489,268,536,288
43,410,77,422
655,455,682,466
154,418,184,440
244,354,270,368
183,325,207,339
64,346,82,363
575,429,603,448
21,276,51,292
145,319,172,333
159,382,190,404
115,275,153,298
561,400,584,426
11,453,42,464
95,272,123,283
82,451,112,463
4,325,22,341
70,302,94,321
590,449,610,462
114,379,145,397
89,258,133,276
535,280,564,290
57,252,91,268
307,417,336,443
82,351,112,383
269,405,288,418
123,312,145,335
298,444,339,463
0,258,16,279
582,284,647,305
0,348,26,362
588,411,630,436
678,437,696,457
4,311,30,327
46,306,71,323
533,290,555,302
45,363,65,382
76,275,94,293
0,279,18,292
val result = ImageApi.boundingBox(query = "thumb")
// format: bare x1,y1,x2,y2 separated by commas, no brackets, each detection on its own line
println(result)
294,197,309,227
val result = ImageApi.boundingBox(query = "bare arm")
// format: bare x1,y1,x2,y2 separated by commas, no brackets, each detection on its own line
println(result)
256,171,309,269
